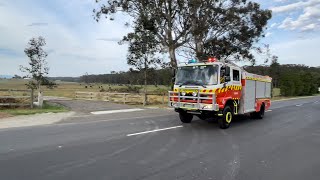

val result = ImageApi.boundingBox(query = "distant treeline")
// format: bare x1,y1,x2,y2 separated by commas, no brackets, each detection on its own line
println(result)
244,63,320,96
49,77,81,82
51,64,319,97
79,68,173,86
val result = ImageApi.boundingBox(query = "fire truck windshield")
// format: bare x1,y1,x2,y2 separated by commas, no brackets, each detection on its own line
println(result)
175,65,218,86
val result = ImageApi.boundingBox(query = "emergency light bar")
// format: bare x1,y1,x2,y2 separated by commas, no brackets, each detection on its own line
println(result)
187,57,218,64
208,57,217,62
188,59,197,63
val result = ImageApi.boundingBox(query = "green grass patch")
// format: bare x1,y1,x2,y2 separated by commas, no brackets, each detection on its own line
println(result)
0,102,68,116
272,88,281,97
271,94,320,101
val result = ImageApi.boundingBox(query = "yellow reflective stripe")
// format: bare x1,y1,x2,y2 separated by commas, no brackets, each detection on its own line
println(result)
245,77,272,82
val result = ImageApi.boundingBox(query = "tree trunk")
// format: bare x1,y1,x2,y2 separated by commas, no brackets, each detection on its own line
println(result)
190,3,204,61
143,57,148,106
38,91,43,108
37,81,43,108
30,89,34,109
168,46,177,69
168,46,177,90
195,36,204,60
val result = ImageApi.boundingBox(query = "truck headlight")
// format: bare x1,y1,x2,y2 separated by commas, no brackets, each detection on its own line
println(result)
181,91,186,96
203,104,213,109
192,92,197,97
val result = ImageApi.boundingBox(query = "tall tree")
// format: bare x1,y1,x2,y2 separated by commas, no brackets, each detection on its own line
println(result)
185,0,272,63
94,0,271,66
94,0,191,69
121,17,164,105
20,36,55,108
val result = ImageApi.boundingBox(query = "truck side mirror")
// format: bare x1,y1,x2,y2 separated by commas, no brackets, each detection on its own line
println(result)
224,66,231,82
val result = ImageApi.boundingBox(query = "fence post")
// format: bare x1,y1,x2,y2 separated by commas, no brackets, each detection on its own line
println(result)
30,89,34,109
106,93,110,102
123,94,127,104
141,94,144,105
162,93,165,105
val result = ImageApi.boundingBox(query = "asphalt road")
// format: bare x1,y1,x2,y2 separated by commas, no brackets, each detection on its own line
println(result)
0,97,320,180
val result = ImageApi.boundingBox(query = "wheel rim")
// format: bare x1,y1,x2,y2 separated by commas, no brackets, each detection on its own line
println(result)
226,112,232,123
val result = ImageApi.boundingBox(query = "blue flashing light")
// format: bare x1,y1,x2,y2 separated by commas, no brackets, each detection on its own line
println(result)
188,59,197,64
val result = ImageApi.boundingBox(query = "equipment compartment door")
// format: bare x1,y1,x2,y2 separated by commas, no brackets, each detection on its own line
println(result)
244,80,256,113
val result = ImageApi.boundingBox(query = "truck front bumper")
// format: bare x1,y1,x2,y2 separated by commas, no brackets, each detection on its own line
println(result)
169,101,220,111
168,89,219,111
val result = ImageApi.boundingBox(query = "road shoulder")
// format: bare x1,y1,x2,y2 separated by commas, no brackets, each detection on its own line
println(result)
0,111,75,130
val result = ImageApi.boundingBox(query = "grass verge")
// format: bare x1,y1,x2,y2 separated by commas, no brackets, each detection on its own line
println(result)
272,94,320,101
0,101,68,116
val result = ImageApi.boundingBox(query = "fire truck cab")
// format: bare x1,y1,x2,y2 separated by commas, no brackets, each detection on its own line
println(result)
168,58,272,129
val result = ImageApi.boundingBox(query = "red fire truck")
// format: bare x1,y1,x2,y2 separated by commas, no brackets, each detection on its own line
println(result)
168,58,272,129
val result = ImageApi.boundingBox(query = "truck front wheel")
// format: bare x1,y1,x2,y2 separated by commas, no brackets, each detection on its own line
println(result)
218,106,233,129
179,111,193,123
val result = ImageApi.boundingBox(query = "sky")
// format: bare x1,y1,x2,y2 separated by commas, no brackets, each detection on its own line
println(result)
0,0,319,77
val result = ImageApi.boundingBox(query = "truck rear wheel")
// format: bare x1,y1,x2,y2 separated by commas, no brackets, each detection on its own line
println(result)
256,104,265,119
179,112,193,123
250,104,265,119
218,106,233,129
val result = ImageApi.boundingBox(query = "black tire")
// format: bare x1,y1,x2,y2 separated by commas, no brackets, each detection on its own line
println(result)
179,112,193,123
250,104,265,119
256,104,265,119
218,106,233,129
250,112,256,119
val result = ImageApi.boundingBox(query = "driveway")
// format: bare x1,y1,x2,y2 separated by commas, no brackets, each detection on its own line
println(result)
49,99,136,114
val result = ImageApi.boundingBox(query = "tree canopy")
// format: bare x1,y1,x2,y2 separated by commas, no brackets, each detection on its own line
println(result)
20,37,55,88
94,0,272,67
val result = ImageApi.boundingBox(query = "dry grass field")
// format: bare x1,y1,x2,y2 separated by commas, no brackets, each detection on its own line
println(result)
1,79,316,106
0,79,170,98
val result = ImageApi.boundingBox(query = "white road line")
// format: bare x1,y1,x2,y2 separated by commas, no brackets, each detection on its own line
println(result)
295,104,303,107
55,114,176,127
91,108,144,115
127,125,183,137
266,110,272,112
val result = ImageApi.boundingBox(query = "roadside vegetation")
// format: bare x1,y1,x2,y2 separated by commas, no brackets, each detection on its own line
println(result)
0,79,169,98
1,79,318,102
245,63,320,96
0,101,68,116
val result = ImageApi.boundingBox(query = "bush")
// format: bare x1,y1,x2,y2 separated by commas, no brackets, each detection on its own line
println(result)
99,87,106,92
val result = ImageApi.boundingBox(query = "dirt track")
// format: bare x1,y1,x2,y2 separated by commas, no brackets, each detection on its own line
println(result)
49,99,136,114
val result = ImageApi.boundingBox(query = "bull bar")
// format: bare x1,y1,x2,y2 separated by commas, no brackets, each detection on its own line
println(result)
168,88,219,111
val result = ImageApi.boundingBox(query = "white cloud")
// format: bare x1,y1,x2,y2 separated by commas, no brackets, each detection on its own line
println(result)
271,36,320,66
270,23,278,28
0,0,132,76
301,23,317,31
271,0,320,13
265,32,272,37
273,0,290,3
274,0,320,31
